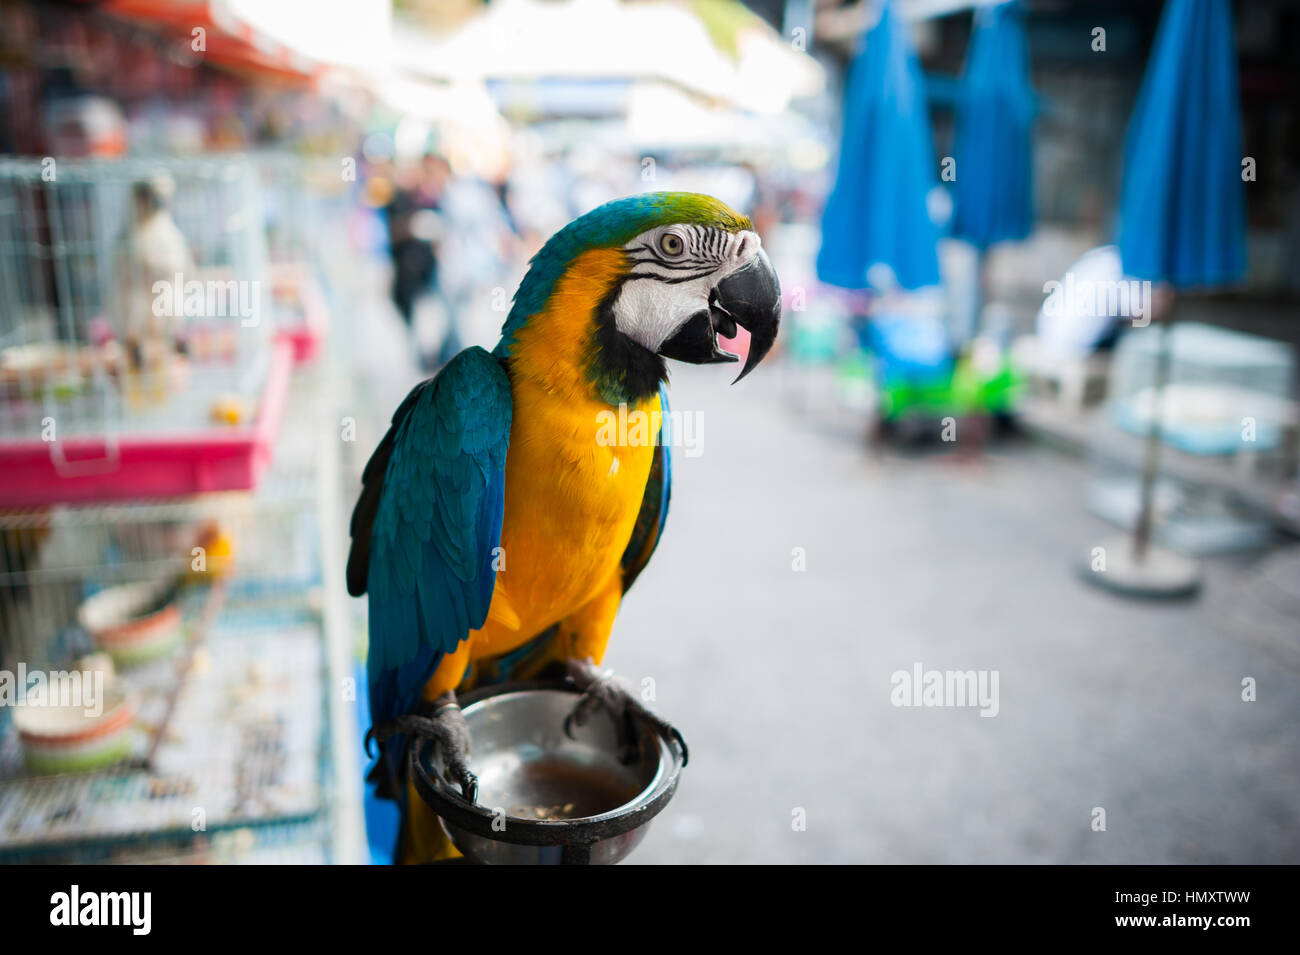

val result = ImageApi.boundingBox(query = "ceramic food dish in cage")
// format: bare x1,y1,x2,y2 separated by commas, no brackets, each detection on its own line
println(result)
78,578,183,666
12,684,137,774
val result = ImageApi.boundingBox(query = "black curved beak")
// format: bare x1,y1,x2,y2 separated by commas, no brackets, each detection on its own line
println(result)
657,248,781,382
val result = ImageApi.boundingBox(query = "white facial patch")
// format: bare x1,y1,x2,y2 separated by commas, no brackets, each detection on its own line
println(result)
613,226,761,352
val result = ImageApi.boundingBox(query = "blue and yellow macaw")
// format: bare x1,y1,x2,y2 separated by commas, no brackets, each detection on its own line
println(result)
347,192,780,861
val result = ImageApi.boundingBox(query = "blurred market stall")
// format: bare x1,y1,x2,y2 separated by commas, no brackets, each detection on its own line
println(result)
0,0,370,863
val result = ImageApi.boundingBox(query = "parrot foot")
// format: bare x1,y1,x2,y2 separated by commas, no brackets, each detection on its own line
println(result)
366,692,478,803
428,693,479,803
564,660,689,766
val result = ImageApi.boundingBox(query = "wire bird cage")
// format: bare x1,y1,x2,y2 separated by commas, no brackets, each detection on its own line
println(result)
0,357,327,661
0,146,357,861
0,491,320,673
253,152,345,364
0,605,330,864
0,370,337,862
255,152,351,267
0,155,289,506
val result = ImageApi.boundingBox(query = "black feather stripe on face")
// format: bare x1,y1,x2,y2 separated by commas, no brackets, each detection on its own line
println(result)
587,274,669,407
625,255,707,272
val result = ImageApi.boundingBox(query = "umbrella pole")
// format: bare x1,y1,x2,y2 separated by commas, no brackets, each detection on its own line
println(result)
970,247,987,342
1131,315,1172,561
1082,308,1198,599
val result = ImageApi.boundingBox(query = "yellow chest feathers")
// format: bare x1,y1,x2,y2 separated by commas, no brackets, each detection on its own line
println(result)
492,247,661,622
498,382,657,612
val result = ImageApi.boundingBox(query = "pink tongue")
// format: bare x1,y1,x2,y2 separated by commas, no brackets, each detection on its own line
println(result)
716,325,750,359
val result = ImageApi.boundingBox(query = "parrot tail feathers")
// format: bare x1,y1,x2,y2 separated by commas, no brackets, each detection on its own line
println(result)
365,741,400,801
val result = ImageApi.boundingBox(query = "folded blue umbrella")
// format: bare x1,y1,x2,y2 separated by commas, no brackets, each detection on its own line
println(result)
817,0,942,291
1116,0,1246,288
951,0,1035,249
1115,0,1248,574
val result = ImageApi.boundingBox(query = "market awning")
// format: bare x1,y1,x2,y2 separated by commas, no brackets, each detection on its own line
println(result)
89,0,322,85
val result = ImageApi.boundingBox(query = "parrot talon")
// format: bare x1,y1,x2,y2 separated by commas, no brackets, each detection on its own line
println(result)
624,709,689,767
367,695,478,803
458,773,480,805
428,695,478,804
564,661,689,766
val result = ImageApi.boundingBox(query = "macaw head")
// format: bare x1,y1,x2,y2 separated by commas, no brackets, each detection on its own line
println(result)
497,192,781,405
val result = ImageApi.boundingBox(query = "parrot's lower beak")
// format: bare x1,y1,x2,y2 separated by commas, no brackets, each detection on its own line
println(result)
658,248,781,382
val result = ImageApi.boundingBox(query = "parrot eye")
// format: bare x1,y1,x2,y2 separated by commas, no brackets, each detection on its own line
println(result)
658,232,685,257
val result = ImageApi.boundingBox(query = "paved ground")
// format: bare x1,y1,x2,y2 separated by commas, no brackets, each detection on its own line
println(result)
341,266,1300,865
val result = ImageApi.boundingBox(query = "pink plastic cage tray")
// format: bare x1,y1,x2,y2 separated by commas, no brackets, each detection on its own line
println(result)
270,262,328,365
0,340,292,507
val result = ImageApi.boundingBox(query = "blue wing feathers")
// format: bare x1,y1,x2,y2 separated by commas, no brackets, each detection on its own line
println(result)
657,386,672,536
620,384,672,591
363,347,512,731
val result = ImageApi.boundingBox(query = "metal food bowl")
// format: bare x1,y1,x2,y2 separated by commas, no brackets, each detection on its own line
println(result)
411,682,684,864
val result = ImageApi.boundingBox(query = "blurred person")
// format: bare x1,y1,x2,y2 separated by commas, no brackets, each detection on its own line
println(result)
502,148,570,255
383,153,451,366
432,161,524,356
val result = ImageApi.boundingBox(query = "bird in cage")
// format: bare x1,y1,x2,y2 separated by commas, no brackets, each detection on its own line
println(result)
114,173,193,384
347,193,781,862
